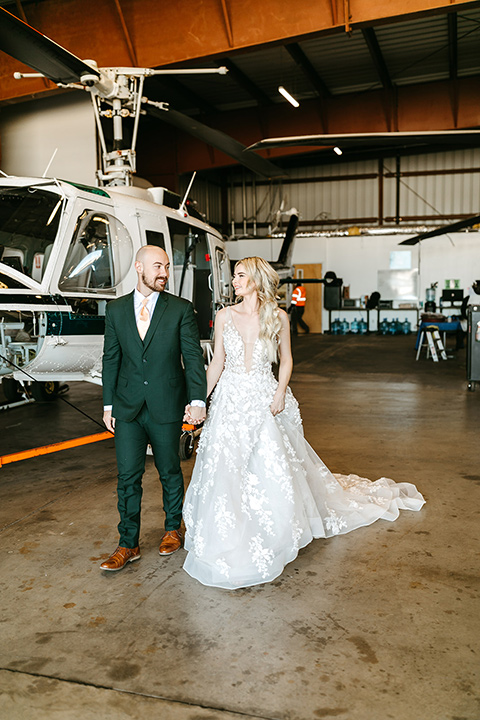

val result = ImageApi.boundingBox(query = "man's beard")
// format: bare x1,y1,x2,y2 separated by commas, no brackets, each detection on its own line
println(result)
142,272,167,292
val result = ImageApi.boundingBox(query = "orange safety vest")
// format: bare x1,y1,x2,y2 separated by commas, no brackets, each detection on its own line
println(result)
291,286,306,307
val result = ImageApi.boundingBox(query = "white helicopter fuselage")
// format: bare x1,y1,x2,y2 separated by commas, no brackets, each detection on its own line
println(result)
0,176,232,389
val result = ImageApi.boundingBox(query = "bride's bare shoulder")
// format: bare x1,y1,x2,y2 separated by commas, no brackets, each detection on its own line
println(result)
214,307,229,325
277,308,289,325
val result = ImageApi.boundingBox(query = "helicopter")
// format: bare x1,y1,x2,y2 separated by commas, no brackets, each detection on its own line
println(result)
0,6,286,405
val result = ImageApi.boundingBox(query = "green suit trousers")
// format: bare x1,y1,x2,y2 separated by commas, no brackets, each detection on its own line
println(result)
114,404,183,548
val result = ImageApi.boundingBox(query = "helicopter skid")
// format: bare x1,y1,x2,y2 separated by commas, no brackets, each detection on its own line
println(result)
0,397,35,411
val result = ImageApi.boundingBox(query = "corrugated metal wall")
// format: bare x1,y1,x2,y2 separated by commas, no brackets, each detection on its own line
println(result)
222,149,480,235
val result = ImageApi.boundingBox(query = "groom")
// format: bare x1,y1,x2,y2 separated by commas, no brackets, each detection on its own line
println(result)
100,245,207,571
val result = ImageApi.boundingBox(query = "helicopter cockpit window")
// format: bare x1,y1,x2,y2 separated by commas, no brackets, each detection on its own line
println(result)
0,186,63,281
58,210,133,293
145,230,165,250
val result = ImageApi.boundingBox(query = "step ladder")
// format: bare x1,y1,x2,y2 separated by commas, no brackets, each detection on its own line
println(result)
416,325,448,361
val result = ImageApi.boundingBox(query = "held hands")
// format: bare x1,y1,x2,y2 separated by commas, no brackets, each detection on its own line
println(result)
183,404,207,425
103,409,115,433
270,391,286,417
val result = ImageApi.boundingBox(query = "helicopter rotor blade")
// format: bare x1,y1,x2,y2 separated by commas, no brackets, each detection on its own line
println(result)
145,103,286,179
272,213,299,269
248,130,480,152
399,214,480,245
0,6,100,85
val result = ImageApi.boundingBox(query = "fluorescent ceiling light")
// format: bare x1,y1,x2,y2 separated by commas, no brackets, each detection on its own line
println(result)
333,146,343,155
278,86,299,108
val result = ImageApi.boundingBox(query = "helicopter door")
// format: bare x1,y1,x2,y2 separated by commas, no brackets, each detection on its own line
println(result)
167,218,212,340
209,238,233,308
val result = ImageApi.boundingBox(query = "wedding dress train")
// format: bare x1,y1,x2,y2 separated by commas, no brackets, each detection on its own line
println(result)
183,310,425,589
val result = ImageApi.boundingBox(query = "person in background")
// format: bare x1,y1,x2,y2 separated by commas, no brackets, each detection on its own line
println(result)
290,281,309,334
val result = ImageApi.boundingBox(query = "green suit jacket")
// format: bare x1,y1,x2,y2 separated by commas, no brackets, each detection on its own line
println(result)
102,291,207,424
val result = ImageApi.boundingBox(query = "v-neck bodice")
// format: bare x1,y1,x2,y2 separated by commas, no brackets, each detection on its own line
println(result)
223,308,269,375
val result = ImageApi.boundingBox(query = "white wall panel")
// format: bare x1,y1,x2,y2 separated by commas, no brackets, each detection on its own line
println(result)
226,229,480,332
0,93,96,184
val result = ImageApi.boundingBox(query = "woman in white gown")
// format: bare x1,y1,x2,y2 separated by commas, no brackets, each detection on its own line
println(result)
183,257,425,589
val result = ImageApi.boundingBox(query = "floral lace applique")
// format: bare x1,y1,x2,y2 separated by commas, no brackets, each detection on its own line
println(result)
291,521,304,551
192,519,205,557
214,494,236,539
215,558,231,578
324,509,348,535
249,534,275,578
241,472,274,535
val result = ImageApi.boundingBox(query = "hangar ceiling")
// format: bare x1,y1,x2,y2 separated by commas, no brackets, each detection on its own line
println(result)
0,0,479,174
153,7,480,115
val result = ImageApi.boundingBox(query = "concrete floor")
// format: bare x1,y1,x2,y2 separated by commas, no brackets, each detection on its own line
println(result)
1,334,479,720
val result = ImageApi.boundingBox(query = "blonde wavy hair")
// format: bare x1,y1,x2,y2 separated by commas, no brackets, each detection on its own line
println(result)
235,257,282,362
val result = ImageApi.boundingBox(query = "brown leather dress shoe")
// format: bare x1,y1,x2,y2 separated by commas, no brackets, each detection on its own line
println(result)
158,529,183,555
100,546,141,571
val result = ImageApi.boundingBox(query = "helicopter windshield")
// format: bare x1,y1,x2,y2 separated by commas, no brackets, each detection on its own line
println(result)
0,186,63,282
58,209,133,294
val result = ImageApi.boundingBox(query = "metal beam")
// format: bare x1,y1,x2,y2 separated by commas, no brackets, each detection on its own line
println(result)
112,0,137,66
220,58,274,106
14,0,27,23
219,0,234,47
362,26,395,129
0,0,478,103
447,12,458,126
362,27,392,90
447,11,458,80
284,42,330,131
284,43,331,98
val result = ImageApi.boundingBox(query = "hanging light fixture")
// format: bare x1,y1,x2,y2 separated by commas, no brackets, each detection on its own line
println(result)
278,86,299,108
333,146,343,156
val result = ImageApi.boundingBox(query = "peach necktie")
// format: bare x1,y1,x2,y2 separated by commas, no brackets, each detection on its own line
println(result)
137,297,150,340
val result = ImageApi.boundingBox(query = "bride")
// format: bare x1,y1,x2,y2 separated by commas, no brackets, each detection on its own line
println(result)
182,257,425,589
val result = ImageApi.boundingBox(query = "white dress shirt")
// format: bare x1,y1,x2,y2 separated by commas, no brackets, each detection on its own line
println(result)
134,288,159,324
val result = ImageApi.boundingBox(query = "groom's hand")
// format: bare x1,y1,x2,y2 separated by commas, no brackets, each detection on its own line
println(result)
103,409,116,433
184,405,206,425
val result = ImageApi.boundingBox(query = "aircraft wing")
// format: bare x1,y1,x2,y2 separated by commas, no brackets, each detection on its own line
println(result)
248,130,480,153
0,7,101,85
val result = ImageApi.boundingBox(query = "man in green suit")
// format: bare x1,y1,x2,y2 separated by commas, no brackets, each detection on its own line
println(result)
100,245,207,571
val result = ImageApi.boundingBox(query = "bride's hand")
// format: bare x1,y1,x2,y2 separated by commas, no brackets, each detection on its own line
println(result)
270,392,285,416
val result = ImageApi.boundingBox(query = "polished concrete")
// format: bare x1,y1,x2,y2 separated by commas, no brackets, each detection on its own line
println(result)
1,334,479,720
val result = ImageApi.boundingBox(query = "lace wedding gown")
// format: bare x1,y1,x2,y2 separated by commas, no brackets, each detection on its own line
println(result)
183,311,425,589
